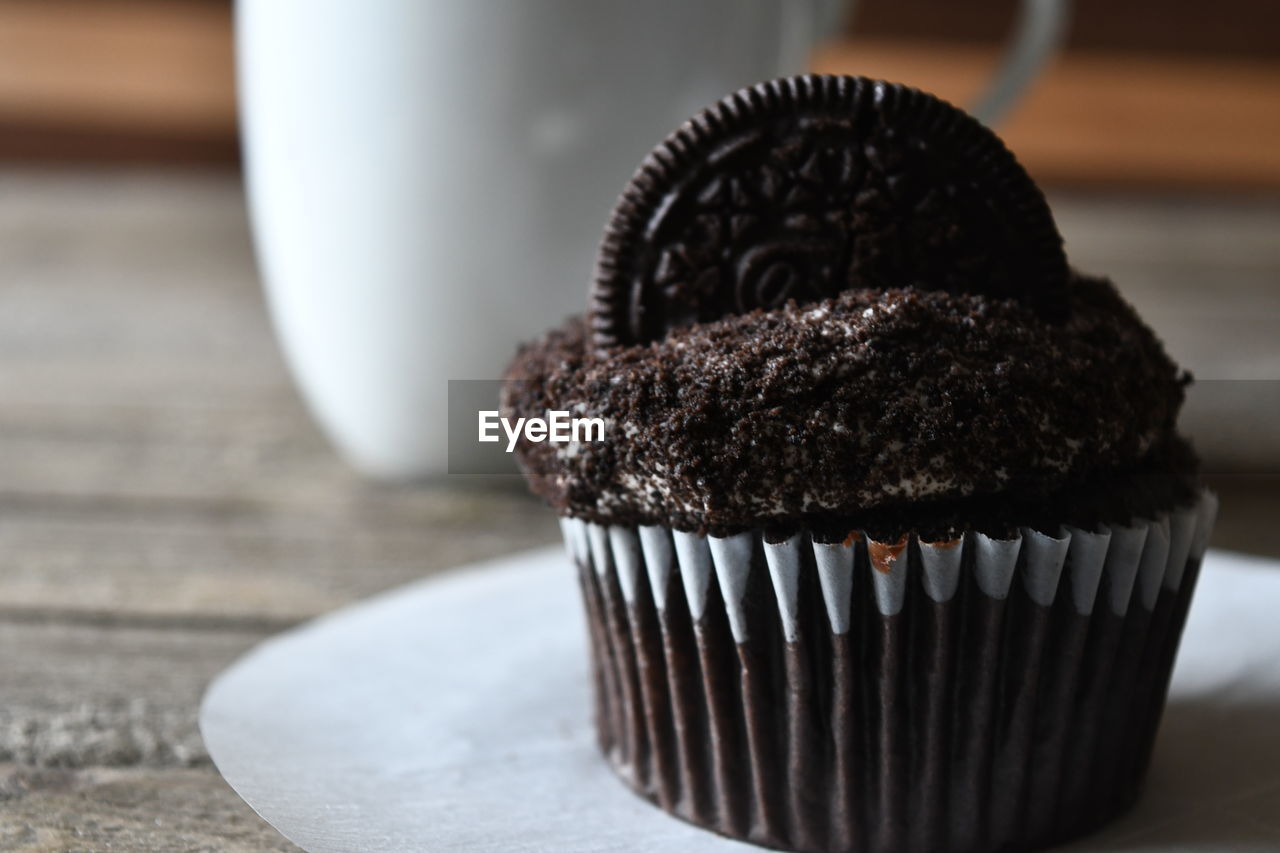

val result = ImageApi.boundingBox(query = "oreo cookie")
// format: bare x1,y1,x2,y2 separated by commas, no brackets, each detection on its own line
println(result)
591,75,1068,351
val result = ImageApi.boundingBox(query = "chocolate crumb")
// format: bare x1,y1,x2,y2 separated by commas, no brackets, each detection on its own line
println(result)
504,274,1198,537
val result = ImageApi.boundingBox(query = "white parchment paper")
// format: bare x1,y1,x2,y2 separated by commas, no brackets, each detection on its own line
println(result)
200,547,1280,852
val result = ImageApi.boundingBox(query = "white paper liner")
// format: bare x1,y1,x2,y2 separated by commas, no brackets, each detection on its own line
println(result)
565,491,1215,626
562,490,1217,853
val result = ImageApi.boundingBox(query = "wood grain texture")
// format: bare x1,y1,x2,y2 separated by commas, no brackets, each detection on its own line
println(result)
0,171,558,621
0,170,551,850
0,621,264,767
0,765,299,852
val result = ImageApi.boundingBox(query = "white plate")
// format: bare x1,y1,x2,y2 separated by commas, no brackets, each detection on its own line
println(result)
201,547,1280,852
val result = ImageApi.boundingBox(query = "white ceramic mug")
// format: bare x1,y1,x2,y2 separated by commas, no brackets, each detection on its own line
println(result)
237,0,1067,478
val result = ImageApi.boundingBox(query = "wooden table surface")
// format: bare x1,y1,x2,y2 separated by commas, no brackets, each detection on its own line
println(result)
1,170,1277,851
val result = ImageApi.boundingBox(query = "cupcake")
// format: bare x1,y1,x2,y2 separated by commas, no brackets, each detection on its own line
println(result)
503,75,1216,853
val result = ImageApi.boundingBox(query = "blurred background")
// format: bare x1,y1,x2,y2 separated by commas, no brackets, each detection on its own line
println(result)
0,1,1277,849
2,0,1276,178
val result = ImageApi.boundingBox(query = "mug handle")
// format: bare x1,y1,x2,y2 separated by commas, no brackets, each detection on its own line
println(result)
970,0,1072,126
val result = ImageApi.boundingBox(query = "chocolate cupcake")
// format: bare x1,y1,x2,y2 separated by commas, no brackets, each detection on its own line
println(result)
503,75,1216,853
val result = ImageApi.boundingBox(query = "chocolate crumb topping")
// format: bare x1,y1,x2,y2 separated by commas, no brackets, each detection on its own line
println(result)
504,275,1198,538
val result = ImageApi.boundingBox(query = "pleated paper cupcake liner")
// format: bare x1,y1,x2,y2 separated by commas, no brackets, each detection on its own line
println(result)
560,490,1218,853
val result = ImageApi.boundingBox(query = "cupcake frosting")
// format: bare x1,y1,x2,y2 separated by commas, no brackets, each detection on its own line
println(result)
503,274,1196,537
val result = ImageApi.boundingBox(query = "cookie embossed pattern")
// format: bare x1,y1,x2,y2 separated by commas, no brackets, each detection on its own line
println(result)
591,75,1069,351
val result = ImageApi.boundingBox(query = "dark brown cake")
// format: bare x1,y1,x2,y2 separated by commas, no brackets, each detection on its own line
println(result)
502,75,1216,853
